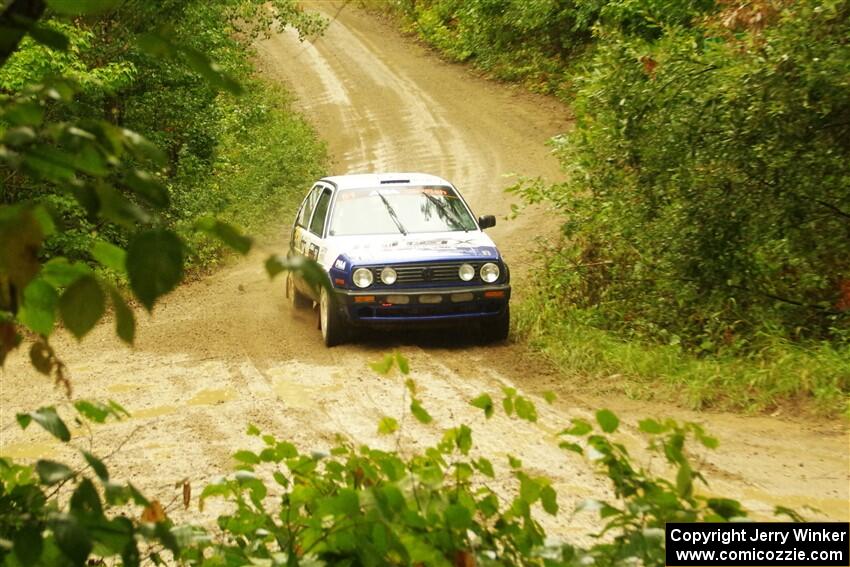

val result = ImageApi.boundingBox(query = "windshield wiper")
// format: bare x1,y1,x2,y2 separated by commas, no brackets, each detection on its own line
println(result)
424,192,468,232
377,192,407,236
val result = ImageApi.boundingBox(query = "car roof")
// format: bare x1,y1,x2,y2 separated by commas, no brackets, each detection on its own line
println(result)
319,172,453,190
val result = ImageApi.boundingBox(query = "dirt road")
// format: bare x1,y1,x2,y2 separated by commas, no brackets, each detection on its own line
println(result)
1,1,847,540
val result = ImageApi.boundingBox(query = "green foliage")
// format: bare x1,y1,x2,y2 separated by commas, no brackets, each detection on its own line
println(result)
0,20,134,93
58,275,105,338
469,393,494,418
506,0,850,414
2,360,779,566
556,413,745,566
188,380,757,566
174,79,326,269
387,0,593,95
516,300,850,414
1,400,174,567
125,229,184,311
514,0,850,352
386,0,717,94
390,0,850,413
16,406,71,442
0,1,814,564
195,216,252,255
0,0,327,372
369,351,411,376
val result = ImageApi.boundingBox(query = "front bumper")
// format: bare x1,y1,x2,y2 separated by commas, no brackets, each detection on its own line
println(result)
333,284,510,325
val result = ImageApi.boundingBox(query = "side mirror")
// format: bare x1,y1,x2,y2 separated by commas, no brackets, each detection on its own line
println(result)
478,215,496,230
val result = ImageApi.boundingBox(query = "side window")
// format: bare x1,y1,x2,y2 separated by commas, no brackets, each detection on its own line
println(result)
296,186,322,228
309,189,332,236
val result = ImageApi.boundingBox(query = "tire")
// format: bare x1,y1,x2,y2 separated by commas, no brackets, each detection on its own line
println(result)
481,305,510,343
286,272,312,310
319,287,348,347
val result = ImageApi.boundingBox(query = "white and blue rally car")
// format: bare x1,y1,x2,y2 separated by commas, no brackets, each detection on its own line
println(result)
285,173,510,346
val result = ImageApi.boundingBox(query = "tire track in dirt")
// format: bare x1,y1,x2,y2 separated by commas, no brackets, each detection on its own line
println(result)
1,0,847,540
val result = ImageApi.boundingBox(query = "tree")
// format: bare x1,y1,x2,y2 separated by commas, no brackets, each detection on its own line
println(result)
0,0,327,375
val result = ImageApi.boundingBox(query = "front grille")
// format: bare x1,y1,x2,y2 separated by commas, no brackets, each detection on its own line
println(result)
369,262,485,285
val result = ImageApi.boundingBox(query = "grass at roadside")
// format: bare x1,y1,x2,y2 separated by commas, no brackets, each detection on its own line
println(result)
516,296,850,418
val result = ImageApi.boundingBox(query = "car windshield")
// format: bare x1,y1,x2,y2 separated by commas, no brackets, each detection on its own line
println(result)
328,185,478,236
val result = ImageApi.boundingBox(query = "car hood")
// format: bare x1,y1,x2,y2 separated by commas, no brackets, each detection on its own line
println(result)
327,231,501,265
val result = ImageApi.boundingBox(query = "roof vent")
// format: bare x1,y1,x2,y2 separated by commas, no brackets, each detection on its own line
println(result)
380,179,410,184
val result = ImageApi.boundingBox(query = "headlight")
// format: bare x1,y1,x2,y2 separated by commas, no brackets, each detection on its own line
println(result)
380,266,397,285
458,263,475,281
480,262,500,283
353,267,374,288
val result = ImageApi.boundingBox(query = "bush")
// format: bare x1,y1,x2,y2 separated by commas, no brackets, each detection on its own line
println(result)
0,0,328,383
530,0,850,351
0,1,326,272
1,353,786,566
389,0,594,95
389,0,850,412
171,82,326,270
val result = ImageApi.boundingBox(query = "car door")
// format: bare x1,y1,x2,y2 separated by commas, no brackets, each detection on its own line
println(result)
290,184,321,258
291,183,334,297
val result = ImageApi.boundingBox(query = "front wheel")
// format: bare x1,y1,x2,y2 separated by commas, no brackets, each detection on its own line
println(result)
481,305,510,343
319,287,348,347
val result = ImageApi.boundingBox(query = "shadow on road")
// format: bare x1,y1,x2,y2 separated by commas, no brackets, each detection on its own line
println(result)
342,324,503,352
